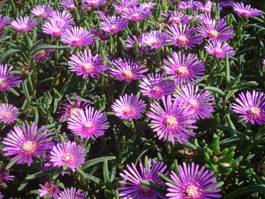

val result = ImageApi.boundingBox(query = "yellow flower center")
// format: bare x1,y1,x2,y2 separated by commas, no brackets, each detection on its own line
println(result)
70,107,79,115
177,66,189,76
83,63,95,73
185,185,200,198
178,35,189,45
0,78,7,88
189,99,199,108
62,153,74,163
165,115,178,129
250,107,261,116
123,106,135,117
208,29,219,38
123,70,135,79
85,121,94,129
22,141,37,155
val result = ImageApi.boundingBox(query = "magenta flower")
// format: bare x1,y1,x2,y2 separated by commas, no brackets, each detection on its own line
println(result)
2,123,52,165
166,163,222,199
100,15,128,34
147,96,197,144
141,30,168,50
178,0,194,10
219,0,235,9
33,49,54,61
82,0,107,9
112,94,146,120
119,158,167,199
0,15,10,30
113,0,138,14
205,41,235,59
60,0,76,10
69,49,107,78
163,52,205,84
0,65,21,92
139,73,175,99
31,4,54,18
194,0,213,13
43,20,70,37
231,91,265,125
59,96,90,123
166,24,202,49
0,103,19,124
0,168,14,188
61,26,94,46
48,10,75,26
38,182,60,198
109,58,148,82
124,35,142,50
122,4,153,22
57,187,86,199
233,2,263,18
68,106,109,139
164,11,189,25
198,18,234,41
10,16,37,32
50,141,85,171
175,84,215,120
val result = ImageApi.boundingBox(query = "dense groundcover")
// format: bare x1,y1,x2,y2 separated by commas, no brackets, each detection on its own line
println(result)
0,0,265,198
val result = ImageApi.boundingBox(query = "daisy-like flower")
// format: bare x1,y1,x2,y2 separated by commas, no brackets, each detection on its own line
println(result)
82,0,107,9
139,73,175,99
113,0,138,14
2,123,52,165
124,35,143,50
147,96,197,144
163,52,205,84
112,94,146,120
0,103,19,124
164,11,189,25
122,4,153,22
61,26,94,46
231,91,265,125
233,2,263,18
59,95,90,123
205,41,235,59
166,162,222,199
175,84,215,120
57,187,86,199
48,10,75,26
60,0,76,10
141,30,168,50
0,15,10,30
38,182,60,198
109,58,148,82
198,18,234,41
119,158,167,199
0,65,21,92
31,4,54,18
42,20,70,37
166,24,203,49
219,0,235,9
69,49,107,78
68,106,109,139
10,16,37,32
99,15,128,34
194,0,213,13
33,49,54,61
0,168,14,188
50,141,85,171
178,0,194,10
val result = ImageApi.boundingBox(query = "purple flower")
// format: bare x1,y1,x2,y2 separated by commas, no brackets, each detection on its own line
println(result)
122,4,152,22
38,182,60,198
82,0,107,9
166,163,222,199
31,4,54,18
59,95,90,123
33,49,54,62
2,123,52,165
50,141,85,171
0,103,19,124
163,11,189,25
233,2,263,18
119,158,167,199
0,168,14,188
69,49,107,78
113,0,138,14
0,15,10,30
57,187,86,199
194,0,212,13
198,18,234,41
99,15,128,34
10,16,37,32
139,73,175,99
231,91,265,125
178,1,194,10
60,0,76,10
163,52,205,84
147,96,197,144
48,10,75,26
141,30,168,50
0,65,21,92
61,26,94,46
112,94,146,120
205,41,235,59
219,0,235,9
68,106,109,139
166,24,202,49
43,20,70,37
175,84,215,120
109,58,148,82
